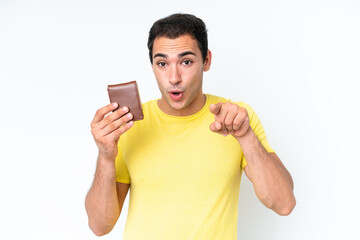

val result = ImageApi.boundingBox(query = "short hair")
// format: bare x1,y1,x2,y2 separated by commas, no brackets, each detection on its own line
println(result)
147,13,208,64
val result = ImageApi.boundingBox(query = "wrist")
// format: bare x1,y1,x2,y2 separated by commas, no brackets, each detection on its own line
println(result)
235,127,255,145
94,153,117,183
97,152,116,166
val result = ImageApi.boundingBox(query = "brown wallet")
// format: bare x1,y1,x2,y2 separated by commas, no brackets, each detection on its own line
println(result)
107,81,144,121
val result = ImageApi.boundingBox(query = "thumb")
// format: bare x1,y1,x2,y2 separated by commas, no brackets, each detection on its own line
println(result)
210,102,222,115
209,121,222,132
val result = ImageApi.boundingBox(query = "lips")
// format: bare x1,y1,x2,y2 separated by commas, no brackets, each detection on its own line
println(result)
168,90,184,101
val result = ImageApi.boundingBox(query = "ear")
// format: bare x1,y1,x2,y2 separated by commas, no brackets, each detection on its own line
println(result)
203,49,212,72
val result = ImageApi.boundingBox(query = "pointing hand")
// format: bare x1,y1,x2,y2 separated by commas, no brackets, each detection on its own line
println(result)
209,102,250,138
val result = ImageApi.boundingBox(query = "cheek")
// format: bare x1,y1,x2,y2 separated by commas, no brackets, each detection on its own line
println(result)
155,76,169,95
154,69,170,83
156,78,165,91
182,67,201,82
190,68,203,86
154,71,165,85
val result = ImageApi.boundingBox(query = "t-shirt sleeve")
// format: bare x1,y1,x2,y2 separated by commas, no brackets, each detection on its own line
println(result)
115,144,131,184
232,101,276,170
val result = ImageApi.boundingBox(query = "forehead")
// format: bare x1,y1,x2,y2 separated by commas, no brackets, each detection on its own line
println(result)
153,35,200,55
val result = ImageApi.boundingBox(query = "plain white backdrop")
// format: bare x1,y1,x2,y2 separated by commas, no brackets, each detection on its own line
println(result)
0,0,359,239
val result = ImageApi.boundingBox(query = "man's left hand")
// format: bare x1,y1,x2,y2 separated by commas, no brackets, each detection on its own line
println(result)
209,102,251,138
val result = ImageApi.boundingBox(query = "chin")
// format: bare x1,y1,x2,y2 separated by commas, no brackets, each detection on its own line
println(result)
169,101,186,110
166,97,187,110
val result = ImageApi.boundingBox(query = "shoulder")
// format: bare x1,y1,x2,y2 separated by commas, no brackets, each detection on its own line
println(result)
205,94,227,104
141,99,157,109
140,99,158,116
232,101,255,116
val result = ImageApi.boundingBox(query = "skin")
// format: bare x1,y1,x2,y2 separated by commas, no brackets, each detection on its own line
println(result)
152,35,211,116
85,103,132,236
85,34,296,236
209,102,296,215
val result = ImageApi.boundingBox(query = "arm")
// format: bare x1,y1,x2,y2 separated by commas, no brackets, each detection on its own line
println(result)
209,102,296,215
85,157,130,236
85,103,133,236
237,129,295,215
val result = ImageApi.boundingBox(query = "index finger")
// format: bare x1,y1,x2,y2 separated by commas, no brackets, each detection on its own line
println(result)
92,102,119,124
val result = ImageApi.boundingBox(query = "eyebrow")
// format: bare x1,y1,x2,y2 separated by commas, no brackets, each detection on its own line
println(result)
153,51,196,59
179,51,196,57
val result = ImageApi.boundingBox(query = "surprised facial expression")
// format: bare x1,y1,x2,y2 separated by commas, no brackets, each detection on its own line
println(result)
151,34,211,116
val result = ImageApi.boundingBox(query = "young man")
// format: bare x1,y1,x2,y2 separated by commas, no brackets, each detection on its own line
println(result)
85,13,295,239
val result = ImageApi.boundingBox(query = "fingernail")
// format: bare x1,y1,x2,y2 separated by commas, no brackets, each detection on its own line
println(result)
123,106,128,112
112,102,118,108
128,121,134,126
223,133,228,137
127,113,133,119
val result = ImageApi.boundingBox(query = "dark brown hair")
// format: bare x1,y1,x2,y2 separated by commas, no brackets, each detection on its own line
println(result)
147,13,208,64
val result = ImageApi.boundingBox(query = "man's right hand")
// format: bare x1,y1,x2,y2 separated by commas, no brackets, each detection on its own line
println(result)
90,102,134,161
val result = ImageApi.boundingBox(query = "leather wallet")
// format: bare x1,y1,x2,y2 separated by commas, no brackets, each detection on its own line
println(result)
107,81,144,121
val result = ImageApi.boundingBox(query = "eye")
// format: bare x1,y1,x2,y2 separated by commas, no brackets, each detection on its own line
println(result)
157,62,166,67
182,60,193,66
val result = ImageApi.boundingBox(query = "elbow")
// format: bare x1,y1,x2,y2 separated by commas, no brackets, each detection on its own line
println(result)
93,231,109,237
276,196,296,216
89,221,112,237
92,230,107,237
85,196,117,236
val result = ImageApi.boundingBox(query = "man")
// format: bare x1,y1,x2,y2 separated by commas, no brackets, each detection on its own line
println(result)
85,13,295,239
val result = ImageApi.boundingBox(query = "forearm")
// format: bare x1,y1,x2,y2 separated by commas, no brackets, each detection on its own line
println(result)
236,129,295,215
85,155,120,236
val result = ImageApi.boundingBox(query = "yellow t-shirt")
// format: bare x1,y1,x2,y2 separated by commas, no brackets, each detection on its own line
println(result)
115,94,275,240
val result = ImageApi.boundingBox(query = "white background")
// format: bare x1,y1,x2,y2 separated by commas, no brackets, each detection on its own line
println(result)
0,0,359,239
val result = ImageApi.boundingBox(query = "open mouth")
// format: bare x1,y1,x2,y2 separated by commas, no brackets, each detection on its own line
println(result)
169,89,183,95
169,90,184,101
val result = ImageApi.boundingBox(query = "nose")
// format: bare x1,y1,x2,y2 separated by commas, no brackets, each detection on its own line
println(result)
169,65,182,86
